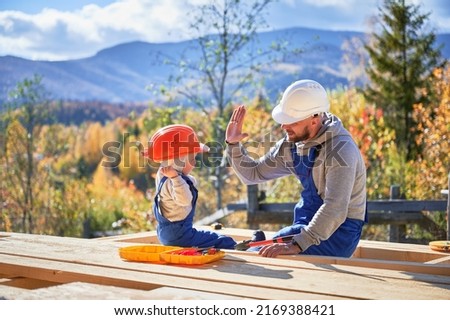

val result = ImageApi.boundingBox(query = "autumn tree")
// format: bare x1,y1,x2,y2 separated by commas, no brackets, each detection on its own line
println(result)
363,0,447,160
0,75,51,233
406,66,450,200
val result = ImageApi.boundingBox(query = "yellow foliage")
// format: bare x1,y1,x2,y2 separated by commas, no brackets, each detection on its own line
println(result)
119,136,147,181
88,162,152,233
406,67,450,199
75,122,119,167
330,88,398,198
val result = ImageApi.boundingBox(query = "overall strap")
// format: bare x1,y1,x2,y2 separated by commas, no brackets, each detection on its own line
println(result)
179,174,198,204
155,176,168,196
155,174,198,203
291,143,323,174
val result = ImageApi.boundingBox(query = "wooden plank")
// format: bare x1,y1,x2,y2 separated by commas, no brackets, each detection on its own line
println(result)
223,200,447,226
253,210,292,224
357,240,448,259
425,256,450,265
0,254,339,300
226,203,247,211
368,200,447,212
0,282,242,300
368,212,427,225
357,239,438,252
194,208,232,227
357,247,444,263
229,200,448,213
251,210,435,225
0,277,59,290
1,234,449,299
226,251,450,283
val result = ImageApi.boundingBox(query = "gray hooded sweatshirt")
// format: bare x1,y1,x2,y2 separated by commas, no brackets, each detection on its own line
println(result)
227,113,367,252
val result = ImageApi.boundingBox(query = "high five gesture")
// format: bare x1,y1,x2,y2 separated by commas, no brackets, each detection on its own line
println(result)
225,105,249,144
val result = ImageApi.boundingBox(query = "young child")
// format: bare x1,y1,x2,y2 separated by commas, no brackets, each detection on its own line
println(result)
143,124,237,249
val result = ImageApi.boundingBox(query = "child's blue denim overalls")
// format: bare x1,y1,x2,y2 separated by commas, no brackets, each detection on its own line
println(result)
154,175,236,249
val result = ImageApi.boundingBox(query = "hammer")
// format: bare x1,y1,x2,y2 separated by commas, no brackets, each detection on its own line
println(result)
234,235,294,251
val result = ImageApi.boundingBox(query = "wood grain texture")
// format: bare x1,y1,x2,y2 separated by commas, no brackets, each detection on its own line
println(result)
0,231,449,300
0,282,243,300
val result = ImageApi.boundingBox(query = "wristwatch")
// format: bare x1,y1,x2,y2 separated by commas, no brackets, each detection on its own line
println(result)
291,238,302,253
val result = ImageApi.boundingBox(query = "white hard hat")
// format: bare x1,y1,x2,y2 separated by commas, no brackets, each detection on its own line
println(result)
272,79,330,124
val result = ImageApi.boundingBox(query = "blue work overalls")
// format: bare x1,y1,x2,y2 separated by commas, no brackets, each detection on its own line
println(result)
272,145,366,257
154,175,236,249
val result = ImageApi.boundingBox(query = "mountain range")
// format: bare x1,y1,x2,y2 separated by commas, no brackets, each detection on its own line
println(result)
1,27,449,104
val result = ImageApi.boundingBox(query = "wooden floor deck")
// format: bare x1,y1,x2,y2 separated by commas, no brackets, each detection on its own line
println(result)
0,228,449,300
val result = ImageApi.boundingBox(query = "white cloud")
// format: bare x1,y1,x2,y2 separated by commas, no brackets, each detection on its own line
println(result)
280,0,297,7
303,0,356,9
0,0,196,60
0,0,448,61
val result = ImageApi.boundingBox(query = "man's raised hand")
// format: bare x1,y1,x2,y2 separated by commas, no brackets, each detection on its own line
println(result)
226,105,248,144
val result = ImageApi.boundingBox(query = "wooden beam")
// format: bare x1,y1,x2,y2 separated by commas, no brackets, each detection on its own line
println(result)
388,185,402,242
0,282,243,300
447,173,450,240
368,200,447,212
228,250,450,280
250,210,434,226
247,184,259,229
0,277,58,290
367,212,426,224
230,200,448,213
425,256,450,265
236,208,443,228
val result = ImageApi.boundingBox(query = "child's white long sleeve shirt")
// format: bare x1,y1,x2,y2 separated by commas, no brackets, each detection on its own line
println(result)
155,169,196,222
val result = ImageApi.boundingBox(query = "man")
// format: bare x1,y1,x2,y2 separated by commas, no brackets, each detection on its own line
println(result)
226,79,367,258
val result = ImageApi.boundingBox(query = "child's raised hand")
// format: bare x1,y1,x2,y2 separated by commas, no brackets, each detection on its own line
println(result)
161,166,179,178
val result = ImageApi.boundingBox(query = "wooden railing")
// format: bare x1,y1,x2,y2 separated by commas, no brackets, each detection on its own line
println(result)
222,182,450,242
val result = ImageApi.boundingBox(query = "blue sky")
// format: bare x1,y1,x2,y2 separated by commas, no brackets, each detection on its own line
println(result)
1,0,449,61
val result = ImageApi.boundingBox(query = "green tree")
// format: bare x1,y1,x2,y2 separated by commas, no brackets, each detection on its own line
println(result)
363,0,446,160
155,0,282,209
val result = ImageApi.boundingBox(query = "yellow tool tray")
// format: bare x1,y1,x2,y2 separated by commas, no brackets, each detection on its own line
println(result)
160,248,225,265
119,245,180,262
118,245,225,265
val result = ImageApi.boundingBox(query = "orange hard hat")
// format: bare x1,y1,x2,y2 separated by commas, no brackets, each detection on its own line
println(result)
142,124,208,162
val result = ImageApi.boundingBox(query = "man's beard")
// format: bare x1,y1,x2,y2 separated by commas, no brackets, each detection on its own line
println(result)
285,127,311,142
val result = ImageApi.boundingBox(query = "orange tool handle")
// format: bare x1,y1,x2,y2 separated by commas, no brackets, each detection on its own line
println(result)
246,235,294,248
